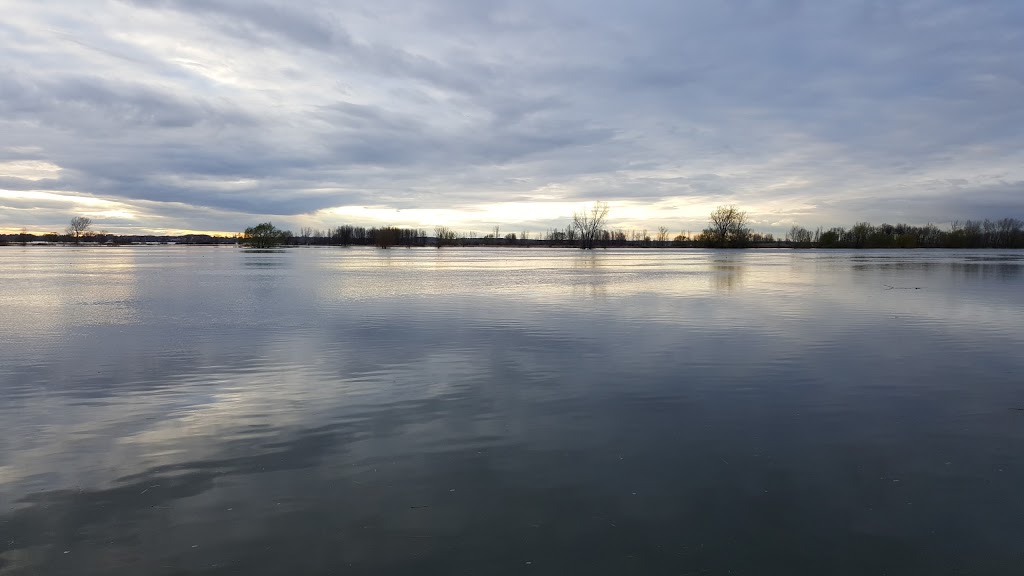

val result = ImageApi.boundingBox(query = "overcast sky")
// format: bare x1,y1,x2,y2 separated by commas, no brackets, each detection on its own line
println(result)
2,0,1022,236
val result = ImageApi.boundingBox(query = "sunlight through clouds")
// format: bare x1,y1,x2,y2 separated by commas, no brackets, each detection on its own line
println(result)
0,161,62,181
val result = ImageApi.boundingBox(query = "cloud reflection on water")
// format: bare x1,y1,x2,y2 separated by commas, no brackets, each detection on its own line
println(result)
1,248,1023,574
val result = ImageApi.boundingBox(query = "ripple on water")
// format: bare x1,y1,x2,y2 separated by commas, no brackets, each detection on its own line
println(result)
1,247,1023,574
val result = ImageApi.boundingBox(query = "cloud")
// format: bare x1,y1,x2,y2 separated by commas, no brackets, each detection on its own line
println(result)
2,1,1023,234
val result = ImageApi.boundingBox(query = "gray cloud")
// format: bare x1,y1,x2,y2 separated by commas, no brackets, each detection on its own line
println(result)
1,0,1023,234
123,0,346,49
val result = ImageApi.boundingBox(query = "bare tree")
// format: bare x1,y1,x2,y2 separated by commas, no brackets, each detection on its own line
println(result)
572,201,610,249
657,226,670,246
787,225,813,246
704,205,749,248
333,225,354,246
66,216,92,244
299,226,314,245
995,218,1024,248
434,225,458,247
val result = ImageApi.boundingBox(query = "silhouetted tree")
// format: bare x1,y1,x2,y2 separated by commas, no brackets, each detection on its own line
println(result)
371,227,398,248
656,226,670,247
787,225,813,247
332,225,353,246
848,222,872,248
572,201,609,249
241,222,289,248
546,229,567,245
434,226,457,247
66,216,92,244
995,218,1024,248
703,205,749,247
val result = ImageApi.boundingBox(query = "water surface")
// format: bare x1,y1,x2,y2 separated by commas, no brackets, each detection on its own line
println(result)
1,247,1022,575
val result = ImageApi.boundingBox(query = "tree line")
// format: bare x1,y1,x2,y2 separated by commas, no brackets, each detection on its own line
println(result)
784,219,1024,249
262,224,431,248
0,231,238,246
237,206,1023,249
696,208,1024,248
5,209,1022,249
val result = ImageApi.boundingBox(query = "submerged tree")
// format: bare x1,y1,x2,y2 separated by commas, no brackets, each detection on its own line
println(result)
66,216,92,244
572,201,610,249
373,226,400,248
240,222,289,248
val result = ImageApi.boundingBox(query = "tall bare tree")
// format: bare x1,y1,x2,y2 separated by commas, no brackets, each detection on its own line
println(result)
657,226,670,246
66,216,92,244
572,201,610,249
704,205,749,248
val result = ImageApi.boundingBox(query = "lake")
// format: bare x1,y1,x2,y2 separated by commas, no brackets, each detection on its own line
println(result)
1,247,1022,575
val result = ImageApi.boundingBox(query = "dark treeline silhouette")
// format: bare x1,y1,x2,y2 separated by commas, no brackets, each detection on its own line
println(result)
295,225,429,248
0,231,237,245
5,209,1022,249
1,225,430,248
785,219,1024,249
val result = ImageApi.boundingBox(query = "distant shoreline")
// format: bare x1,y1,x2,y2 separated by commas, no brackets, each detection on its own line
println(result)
4,242,1024,250
5,214,1023,250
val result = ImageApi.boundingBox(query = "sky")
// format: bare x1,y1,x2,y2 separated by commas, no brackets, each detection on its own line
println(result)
1,0,1023,236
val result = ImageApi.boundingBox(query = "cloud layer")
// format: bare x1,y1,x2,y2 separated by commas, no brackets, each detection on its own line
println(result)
2,0,1023,235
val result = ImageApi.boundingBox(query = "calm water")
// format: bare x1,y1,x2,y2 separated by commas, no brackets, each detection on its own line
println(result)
1,247,1023,575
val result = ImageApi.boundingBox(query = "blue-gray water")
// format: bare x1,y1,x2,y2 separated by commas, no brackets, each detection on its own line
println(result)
1,247,1023,575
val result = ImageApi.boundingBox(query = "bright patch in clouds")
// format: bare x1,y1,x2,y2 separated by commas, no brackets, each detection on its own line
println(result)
1,1,1023,235
0,161,62,181
0,190,120,208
